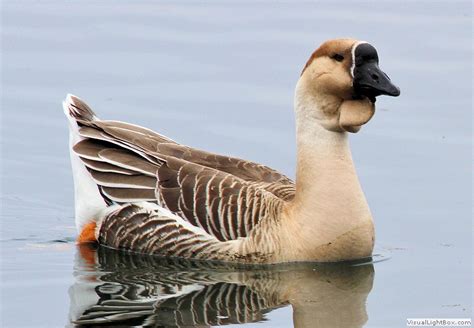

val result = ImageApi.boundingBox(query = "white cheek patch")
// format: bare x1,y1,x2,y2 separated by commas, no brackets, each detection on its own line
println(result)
350,41,368,78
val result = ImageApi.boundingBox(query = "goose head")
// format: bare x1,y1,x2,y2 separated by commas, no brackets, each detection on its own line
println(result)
296,38,400,133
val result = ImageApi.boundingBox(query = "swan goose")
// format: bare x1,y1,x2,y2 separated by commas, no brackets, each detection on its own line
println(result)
64,38,399,264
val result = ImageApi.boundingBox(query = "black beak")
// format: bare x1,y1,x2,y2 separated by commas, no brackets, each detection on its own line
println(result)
353,43,400,102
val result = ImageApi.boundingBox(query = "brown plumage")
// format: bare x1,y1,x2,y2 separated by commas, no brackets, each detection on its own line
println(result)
301,38,354,75
69,95,293,247
66,93,291,263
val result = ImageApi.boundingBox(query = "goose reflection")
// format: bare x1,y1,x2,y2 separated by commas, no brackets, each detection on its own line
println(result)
69,245,374,327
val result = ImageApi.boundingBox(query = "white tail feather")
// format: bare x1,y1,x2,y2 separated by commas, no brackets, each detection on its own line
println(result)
63,94,106,231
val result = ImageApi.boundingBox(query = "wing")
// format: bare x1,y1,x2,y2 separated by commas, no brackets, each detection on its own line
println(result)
68,96,293,241
84,118,295,200
157,156,288,241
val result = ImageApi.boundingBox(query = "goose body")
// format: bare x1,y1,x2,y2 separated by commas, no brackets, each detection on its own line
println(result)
64,38,399,264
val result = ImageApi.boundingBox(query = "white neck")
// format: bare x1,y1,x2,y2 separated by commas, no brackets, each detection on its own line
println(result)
286,80,373,252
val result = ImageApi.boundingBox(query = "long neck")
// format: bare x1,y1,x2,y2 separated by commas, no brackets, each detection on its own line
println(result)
294,117,357,206
288,82,372,246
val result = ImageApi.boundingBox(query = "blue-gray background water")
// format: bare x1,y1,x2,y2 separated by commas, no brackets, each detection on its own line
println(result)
1,1,472,327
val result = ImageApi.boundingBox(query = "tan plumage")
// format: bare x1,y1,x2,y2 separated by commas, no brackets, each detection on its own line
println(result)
64,38,399,264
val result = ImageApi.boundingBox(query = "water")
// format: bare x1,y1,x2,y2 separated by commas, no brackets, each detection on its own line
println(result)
1,1,472,327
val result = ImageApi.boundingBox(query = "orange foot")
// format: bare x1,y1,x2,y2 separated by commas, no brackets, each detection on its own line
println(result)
77,222,98,244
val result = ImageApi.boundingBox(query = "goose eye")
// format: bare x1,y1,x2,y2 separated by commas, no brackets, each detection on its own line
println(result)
332,54,344,62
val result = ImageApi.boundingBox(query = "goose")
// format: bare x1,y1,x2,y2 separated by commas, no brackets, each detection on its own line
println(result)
64,38,400,264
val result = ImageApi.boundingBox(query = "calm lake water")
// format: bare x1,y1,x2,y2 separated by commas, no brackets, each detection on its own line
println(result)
1,1,472,327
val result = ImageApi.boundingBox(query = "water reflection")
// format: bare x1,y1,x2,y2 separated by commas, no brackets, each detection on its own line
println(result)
69,244,374,327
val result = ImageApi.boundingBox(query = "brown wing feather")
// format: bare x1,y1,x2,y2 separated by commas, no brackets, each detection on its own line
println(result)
82,116,294,199
81,158,137,175
156,157,283,241
154,143,296,201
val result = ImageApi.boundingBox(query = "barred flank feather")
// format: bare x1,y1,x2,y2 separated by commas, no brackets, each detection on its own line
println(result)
98,203,241,261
